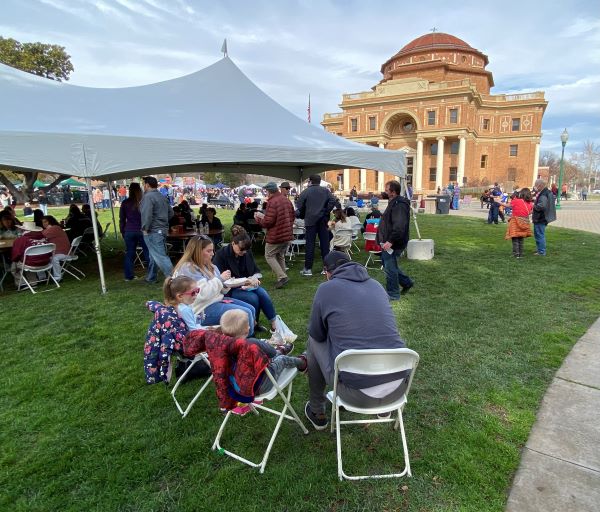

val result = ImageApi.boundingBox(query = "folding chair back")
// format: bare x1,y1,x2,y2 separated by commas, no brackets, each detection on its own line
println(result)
171,351,214,418
362,231,382,269
18,243,60,293
287,227,306,260
328,348,420,481
60,236,86,280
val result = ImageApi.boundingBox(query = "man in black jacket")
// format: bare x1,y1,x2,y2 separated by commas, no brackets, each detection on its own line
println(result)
295,174,338,276
377,180,413,300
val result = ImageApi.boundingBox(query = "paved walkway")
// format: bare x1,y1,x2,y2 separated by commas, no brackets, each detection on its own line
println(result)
443,199,600,510
505,318,600,512
449,198,600,235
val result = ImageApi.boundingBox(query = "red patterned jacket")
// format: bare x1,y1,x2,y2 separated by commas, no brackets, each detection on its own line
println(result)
184,330,269,410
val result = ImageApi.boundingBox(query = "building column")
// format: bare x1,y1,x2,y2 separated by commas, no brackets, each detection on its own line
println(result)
457,135,466,185
359,169,367,191
343,168,350,191
436,136,445,190
378,142,386,191
415,137,424,191
532,142,540,187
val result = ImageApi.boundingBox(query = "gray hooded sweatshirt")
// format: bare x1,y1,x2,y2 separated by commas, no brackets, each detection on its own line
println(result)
308,261,406,388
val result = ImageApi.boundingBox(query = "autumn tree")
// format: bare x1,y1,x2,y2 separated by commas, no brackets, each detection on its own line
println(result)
0,36,75,202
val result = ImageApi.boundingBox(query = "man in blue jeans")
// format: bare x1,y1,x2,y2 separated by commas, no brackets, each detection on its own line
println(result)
377,180,414,301
140,176,174,283
532,178,556,256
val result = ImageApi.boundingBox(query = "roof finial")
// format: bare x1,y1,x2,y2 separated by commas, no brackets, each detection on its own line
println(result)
430,27,438,33
221,39,228,57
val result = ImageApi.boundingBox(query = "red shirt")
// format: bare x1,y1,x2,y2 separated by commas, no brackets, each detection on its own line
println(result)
11,231,51,265
511,198,533,217
43,225,71,255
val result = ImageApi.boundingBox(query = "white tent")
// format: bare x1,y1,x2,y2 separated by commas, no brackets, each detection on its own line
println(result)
0,57,405,181
0,55,406,292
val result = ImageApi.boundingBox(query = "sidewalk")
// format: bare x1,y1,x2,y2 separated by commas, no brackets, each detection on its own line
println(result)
505,317,600,512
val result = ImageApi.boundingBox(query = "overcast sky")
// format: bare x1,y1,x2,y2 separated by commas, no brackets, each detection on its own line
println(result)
2,0,598,157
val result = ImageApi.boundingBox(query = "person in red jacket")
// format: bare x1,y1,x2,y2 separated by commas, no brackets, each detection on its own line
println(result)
11,221,51,288
254,182,295,289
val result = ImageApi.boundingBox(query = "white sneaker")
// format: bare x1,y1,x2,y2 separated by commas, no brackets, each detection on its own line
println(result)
299,269,312,276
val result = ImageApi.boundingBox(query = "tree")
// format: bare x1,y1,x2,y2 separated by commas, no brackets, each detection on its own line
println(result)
0,36,74,202
0,36,74,81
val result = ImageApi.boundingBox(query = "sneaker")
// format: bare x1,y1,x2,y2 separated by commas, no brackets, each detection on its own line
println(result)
274,277,289,289
297,352,308,374
124,276,139,282
255,324,269,334
231,404,251,416
321,269,327,275
275,342,294,356
299,269,312,276
305,402,328,431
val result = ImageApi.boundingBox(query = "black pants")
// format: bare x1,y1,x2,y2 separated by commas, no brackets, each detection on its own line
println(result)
511,237,524,257
304,218,330,271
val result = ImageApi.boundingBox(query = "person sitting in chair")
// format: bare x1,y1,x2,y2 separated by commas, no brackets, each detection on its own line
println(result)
304,251,407,431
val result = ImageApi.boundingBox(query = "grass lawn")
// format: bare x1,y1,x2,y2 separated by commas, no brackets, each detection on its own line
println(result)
1,207,599,511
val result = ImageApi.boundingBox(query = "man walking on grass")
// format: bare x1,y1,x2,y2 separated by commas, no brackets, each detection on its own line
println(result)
140,176,174,283
377,180,414,301
295,174,337,276
254,182,295,289
304,251,407,430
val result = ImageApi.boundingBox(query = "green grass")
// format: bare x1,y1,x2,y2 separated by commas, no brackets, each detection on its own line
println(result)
1,207,600,511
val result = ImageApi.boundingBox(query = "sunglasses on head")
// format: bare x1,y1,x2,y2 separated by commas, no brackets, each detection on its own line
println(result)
182,287,200,297
194,234,211,241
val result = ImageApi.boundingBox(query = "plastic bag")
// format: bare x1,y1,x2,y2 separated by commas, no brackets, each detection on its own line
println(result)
270,315,297,345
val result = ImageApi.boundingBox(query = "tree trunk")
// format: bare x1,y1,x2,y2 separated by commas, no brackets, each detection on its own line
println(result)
0,171,69,203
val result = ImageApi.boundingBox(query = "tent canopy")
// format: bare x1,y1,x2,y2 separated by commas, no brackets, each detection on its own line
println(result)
0,57,405,182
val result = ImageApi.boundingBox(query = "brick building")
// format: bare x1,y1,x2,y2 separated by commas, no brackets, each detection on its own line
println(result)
321,32,547,194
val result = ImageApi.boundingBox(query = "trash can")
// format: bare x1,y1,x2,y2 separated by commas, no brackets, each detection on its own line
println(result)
435,195,451,214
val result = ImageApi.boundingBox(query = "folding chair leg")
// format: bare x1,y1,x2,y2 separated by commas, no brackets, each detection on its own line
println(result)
172,371,214,418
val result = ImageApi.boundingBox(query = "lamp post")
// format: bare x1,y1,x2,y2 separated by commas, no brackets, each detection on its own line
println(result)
556,128,569,209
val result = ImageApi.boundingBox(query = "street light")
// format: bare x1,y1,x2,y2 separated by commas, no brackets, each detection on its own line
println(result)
556,128,569,209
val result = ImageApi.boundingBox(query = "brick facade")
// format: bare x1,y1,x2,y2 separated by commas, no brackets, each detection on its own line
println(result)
322,32,547,194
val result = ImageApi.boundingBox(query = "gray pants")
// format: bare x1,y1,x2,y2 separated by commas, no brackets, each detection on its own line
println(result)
264,242,289,280
307,336,407,414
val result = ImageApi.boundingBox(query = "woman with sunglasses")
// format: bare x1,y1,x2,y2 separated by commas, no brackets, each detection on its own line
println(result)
214,225,277,333
172,234,257,335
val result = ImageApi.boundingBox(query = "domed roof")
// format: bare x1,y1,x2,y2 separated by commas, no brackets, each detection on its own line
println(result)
398,32,472,55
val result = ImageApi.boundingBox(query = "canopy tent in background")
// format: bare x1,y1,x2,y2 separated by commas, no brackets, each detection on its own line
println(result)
0,54,406,293
60,177,87,188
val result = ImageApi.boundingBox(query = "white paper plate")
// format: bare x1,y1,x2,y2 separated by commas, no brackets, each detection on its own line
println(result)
224,278,247,287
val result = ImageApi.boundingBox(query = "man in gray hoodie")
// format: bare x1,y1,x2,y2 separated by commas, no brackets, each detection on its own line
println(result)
304,251,407,430
140,176,174,283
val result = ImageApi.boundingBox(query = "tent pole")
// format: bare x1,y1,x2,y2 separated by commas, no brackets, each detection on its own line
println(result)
107,179,119,240
84,174,107,294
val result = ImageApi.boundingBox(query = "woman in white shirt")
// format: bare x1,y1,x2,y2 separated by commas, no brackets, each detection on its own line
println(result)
328,209,353,251
172,235,256,335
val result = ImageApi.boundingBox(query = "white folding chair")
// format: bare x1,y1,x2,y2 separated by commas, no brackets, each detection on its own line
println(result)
327,348,420,481
16,243,60,294
212,367,308,473
77,227,95,256
171,352,214,418
363,231,382,269
60,236,86,280
286,227,306,260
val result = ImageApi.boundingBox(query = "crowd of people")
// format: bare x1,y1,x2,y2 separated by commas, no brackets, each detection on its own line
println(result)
142,174,416,429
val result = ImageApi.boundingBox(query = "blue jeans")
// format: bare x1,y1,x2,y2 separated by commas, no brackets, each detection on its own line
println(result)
230,286,276,324
203,299,256,336
452,196,459,210
380,249,413,300
143,231,173,282
124,231,148,280
534,223,547,255
304,218,330,271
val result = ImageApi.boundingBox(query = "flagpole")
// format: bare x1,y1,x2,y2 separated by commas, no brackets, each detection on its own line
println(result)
307,94,311,123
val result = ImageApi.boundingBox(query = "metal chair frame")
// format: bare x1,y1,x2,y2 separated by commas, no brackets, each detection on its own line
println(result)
16,243,60,294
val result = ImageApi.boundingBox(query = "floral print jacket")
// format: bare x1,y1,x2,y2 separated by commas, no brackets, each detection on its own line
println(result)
144,301,188,384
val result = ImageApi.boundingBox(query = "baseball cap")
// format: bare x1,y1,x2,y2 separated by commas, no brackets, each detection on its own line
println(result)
323,251,350,272
264,182,278,192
